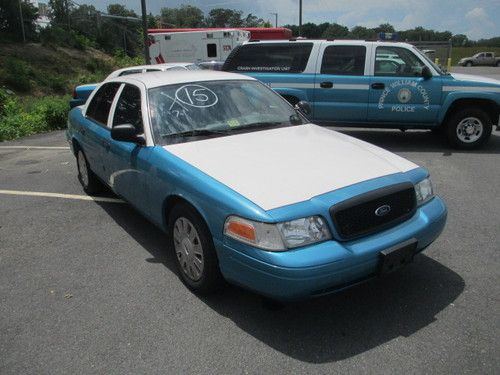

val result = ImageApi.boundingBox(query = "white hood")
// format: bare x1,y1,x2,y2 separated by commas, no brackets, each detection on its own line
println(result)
164,124,418,211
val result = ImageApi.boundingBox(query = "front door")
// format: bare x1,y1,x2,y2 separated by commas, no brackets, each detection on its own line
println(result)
313,44,370,123
104,84,152,215
368,46,442,125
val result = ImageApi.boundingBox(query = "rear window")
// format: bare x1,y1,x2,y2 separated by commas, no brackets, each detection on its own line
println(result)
224,43,313,73
321,46,366,76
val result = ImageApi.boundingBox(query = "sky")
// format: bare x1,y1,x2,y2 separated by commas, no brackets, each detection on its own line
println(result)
84,0,500,40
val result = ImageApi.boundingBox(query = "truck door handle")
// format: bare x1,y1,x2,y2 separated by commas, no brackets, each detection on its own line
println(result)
371,83,385,90
320,81,333,88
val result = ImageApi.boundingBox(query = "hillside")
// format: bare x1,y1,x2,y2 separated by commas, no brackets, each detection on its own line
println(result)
0,42,142,97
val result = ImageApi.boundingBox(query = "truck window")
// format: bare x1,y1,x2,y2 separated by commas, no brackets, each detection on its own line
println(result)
223,43,313,73
374,46,425,77
112,85,143,133
86,83,121,126
321,46,366,76
207,43,217,58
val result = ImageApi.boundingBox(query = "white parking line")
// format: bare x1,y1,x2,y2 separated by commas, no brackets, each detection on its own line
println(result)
0,146,70,150
0,189,125,203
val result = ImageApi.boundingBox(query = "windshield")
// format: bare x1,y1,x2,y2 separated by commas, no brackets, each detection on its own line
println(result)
148,80,305,145
413,47,446,75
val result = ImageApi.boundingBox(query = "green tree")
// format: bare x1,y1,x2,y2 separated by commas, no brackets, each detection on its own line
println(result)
206,8,244,27
349,26,375,39
160,5,204,28
243,13,265,27
48,0,73,28
0,0,39,40
322,23,349,39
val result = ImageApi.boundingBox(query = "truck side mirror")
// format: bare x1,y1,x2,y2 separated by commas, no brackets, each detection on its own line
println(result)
422,66,433,80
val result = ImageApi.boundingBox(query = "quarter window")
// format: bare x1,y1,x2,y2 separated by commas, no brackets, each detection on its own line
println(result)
321,46,366,76
86,83,120,125
224,43,313,73
375,47,426,76
112,85,143,133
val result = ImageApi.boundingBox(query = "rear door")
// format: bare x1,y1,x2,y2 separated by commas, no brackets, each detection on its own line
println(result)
367,45,442,125
313,44,370,123
83,82,121,179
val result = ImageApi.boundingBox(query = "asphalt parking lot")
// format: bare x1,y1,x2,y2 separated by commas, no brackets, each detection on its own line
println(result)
1,127,499,374
1,66,500,373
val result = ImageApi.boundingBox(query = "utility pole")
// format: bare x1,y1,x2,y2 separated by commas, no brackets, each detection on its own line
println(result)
140,0,150,64
18,0,26,43
298,0,302,36
270,12,278,28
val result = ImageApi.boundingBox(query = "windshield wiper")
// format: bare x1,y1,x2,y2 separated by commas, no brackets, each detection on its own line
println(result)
161,128,229,139
228,121,287,132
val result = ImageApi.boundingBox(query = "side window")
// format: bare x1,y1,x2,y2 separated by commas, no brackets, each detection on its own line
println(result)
320,46,366,75
207,43,217,58
224,43,313,73
86,83,120,125
112,85,143,133
485,53,492,58
145,69,161,72
375,47,425,77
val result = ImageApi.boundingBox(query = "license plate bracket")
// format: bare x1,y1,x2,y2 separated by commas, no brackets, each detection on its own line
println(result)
379,238,418,275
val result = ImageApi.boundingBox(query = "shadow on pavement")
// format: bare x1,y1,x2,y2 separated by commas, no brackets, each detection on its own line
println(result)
97,201,465,363
333,127,500,154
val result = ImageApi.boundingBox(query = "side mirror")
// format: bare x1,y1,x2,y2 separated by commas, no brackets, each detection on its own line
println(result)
422,66,433,80
294,100,312,116
111,124,145,145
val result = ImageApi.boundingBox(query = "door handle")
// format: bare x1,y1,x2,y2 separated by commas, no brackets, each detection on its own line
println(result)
320,81,333,89
371,83,385,90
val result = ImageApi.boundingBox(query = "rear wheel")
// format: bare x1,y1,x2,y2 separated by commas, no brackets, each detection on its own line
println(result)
444,108,492,149
168,202,223,294
76,149,100,194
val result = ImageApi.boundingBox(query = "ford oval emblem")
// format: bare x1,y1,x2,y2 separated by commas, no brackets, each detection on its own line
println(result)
375,204,391,217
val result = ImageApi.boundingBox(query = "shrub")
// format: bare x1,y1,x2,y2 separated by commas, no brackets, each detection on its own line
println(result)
0,92,69,141
3,57,32,92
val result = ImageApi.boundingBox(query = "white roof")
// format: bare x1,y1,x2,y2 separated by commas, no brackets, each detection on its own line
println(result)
244,39,415,48
107,70,255,89
105,63,198,80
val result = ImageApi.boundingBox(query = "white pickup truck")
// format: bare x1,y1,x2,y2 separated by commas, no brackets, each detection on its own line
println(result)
458,52,500,67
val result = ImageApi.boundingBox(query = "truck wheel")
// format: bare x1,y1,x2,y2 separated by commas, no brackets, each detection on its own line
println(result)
465,61,473,67
444,108,492,149
168,202,223,294
76,149,100,194
496,61,500,67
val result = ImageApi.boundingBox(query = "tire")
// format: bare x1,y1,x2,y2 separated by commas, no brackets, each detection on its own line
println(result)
76,149,100,194
168,202,223,294
444,107,492,149
496,61,500,67
465,61,473,67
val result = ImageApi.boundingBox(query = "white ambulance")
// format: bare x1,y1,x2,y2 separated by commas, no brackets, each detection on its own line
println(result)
148,29,250,64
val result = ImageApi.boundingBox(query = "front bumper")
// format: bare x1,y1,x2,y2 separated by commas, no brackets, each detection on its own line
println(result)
215,196,447,300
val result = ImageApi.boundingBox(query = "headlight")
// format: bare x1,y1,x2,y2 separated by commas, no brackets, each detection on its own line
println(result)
224,215,331,251
415,177,434,205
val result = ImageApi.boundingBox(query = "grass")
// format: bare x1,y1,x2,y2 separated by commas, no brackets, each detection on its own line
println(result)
0,42,145,141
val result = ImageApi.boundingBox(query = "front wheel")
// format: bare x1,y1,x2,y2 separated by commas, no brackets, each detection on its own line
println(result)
444,108,492,149
465,61,473,67
168,202,223,294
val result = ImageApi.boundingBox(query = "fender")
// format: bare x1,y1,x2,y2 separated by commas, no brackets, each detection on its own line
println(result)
272,87,310,102
438,91,500,124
